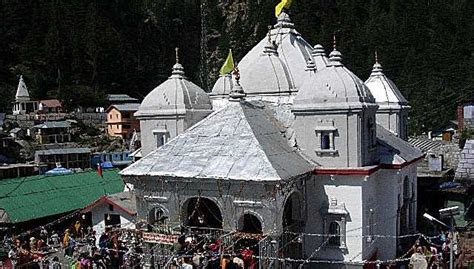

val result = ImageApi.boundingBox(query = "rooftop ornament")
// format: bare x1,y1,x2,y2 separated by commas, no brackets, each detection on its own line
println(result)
229,67,245,101
328,34,343,66
371,50,383,75
171,47,185,78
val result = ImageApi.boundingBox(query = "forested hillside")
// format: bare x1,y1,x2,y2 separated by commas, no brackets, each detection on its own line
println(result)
0,0,473,133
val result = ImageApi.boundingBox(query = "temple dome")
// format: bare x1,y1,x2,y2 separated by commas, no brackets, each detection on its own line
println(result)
210,74,233,96
294,49,376,109
239,37,295,95
136,62,212,117
212,11,313,96
365,60,408,109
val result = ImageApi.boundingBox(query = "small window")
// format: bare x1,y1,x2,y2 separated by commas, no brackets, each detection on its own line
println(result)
315,127,337,155
321,134,330,150
329,222,341,246
368,117,376,147
403,176,410,200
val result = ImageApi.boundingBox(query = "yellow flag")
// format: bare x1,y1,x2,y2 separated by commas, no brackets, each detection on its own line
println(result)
275,0,293,18
219,49,235,75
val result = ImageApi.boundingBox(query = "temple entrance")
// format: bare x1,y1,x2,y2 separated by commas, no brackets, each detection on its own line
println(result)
282,192,304,263
238,213,263,234
182,197,223,229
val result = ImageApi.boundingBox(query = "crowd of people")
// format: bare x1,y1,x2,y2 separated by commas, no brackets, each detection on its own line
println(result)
1,219,143,269
407,231,458,269
163,231,259,269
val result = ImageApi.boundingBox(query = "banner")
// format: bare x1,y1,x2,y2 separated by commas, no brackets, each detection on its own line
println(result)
142,232,179,245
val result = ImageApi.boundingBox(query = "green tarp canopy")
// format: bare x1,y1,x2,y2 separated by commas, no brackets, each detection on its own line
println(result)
0,169,124,224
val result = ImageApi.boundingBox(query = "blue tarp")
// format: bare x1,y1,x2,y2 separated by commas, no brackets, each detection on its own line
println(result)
101,161,114,169
45,167,73,176
439,181,461,189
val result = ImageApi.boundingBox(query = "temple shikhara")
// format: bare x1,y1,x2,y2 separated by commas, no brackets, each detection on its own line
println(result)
121,10,423,268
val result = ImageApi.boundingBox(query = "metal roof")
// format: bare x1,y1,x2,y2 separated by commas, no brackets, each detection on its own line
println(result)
107,103,140,112
377,125,424,165
408,137,445,153
0,170,124,223
34,121,71,129
35,147,91,156
107,94,138,102
121,101,313,181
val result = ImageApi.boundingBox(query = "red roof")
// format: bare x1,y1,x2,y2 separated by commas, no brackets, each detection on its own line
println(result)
40,99,62,108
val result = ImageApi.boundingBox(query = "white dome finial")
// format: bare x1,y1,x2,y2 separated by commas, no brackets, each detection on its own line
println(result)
329,34,343,66
371,50,383,75
263,26,278,56
171,47,185,78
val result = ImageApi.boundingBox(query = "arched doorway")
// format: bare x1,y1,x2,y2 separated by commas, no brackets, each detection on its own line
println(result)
238,213,263,234
182,197,223,229
283,192,304,230
282,192,304,261
148,207,167,227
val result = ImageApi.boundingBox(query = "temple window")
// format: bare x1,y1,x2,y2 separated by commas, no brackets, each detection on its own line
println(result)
315,126,338,156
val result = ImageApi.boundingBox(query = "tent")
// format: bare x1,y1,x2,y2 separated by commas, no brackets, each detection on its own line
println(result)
101,161,114,169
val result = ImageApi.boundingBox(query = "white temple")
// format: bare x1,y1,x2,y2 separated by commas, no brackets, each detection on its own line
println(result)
122,11,422,268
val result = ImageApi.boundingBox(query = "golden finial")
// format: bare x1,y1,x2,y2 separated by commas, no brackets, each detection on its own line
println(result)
375,50,379,64
333,33,337,51
175,47,179,64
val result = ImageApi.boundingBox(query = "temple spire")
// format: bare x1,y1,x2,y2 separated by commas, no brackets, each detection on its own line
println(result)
171,47,185,78
175,47,180,64
371,50,383,75
329,35,343,66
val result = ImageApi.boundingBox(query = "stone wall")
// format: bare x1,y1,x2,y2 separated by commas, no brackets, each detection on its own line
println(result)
455,139,474,184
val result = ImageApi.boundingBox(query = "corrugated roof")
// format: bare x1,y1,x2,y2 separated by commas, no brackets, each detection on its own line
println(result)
34,121,71,129
0,170,124,223
107,94,138,102
121,101,313,181
377,125,424,165
35,147,91,156
408,137,444,153
107,103,140,112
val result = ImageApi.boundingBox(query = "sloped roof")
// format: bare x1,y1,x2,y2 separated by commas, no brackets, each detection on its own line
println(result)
0,170,124,223
455,140,474,181
408,137,445,153
35,147,90,156
377,125,424,165
121,101,313,181
107,94,138,102
34,121,71,129
107,103,140,112
39,99,62,108
83,192,136,216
